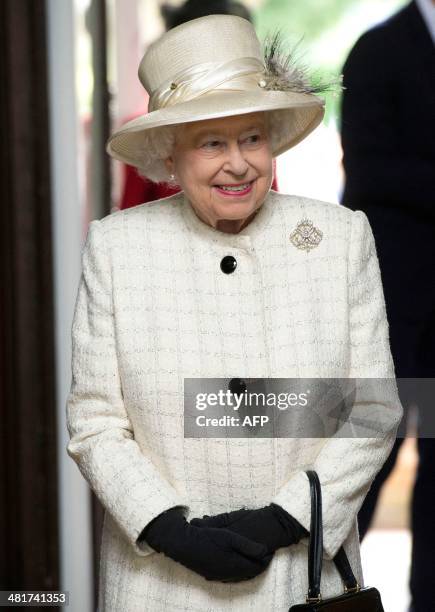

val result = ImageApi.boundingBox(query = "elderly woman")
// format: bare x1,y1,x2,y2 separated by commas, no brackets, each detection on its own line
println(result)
66,14,402,612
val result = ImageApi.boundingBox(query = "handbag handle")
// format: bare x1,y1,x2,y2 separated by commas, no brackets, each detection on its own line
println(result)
305,470,360,602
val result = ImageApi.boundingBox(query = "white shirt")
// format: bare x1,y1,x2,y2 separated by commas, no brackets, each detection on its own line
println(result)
416,0,435,44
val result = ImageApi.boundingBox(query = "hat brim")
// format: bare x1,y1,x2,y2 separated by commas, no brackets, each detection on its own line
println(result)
106,89,325,169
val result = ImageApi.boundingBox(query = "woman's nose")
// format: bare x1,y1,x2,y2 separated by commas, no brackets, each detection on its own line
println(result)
223,143,249,175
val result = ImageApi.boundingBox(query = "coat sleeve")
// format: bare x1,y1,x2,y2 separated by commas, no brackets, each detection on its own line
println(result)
271,210,403,560
66,219,189,557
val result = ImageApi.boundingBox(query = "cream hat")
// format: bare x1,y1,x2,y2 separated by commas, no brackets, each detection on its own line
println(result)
106,14,326,171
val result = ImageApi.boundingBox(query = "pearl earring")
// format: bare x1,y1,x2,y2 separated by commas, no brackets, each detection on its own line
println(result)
169,173,176,184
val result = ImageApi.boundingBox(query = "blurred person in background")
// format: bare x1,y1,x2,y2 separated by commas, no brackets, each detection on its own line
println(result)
66,13,402,611
119,0,279,211
340,1,435,610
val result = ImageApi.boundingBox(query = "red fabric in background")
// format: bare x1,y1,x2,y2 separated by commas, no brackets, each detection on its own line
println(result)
120,160,279,210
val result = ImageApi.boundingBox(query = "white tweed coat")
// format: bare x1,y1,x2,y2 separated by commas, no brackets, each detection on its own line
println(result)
66,190,402,612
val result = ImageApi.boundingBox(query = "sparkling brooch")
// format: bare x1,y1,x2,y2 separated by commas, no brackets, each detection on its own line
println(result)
289,218,323,251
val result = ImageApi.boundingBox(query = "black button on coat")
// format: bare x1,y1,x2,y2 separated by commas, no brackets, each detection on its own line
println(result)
220,255,237,274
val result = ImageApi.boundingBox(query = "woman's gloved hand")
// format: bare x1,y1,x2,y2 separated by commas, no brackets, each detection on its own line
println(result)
139,506,274,582
190,504,309,554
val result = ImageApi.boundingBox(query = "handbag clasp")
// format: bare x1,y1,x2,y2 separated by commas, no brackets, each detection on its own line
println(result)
344,582,361,594
305,593,322,603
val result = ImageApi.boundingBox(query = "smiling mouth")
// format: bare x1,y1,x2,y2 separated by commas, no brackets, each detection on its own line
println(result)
213,180,255,194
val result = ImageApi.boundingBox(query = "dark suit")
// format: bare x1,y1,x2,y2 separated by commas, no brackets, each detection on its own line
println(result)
340,2,435,610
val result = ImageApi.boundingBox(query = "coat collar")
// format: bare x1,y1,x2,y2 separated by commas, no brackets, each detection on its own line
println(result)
413,0,435,46
403,1,435,63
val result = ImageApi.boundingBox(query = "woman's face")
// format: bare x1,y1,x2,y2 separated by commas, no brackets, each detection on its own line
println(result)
164,111,273,233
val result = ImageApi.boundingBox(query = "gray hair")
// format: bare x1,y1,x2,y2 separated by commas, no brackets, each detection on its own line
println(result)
136,110,286,185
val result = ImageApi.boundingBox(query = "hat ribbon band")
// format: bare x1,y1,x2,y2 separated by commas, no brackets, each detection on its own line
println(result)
148,57,266,112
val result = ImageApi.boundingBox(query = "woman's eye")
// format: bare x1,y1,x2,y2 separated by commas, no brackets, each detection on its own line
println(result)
245,134,261,144
202,140,221,149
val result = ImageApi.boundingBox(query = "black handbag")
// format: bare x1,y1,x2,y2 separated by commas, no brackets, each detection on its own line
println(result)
289,470,384,611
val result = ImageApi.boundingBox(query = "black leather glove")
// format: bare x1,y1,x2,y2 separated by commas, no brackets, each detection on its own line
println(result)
138,506,274,582
190,504,309,554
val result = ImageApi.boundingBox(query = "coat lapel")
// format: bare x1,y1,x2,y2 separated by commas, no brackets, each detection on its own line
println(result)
406,1,435,77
